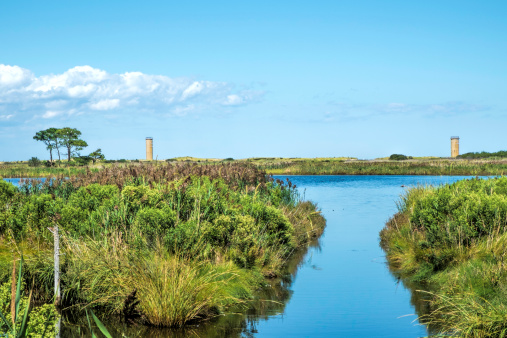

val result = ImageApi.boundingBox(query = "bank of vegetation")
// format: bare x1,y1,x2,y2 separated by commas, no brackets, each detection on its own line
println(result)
380,177,507,336
255,158,507,176
7,157,507,178
0,163,325,333
458,150,507,160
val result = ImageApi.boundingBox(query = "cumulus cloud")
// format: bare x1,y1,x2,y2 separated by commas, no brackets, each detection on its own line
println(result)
0,64,262,120
0,65,33,88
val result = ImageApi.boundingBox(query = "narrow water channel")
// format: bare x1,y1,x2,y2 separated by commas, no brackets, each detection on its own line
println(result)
5,175,473,337
247,175,472,337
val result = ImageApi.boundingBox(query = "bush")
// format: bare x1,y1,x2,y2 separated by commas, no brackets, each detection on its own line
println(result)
410,177,507,247
134,206,176,243
28,157,42,167
389,154,412,161
73,155,92,166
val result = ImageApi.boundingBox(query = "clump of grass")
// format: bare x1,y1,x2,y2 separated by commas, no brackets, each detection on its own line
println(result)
61,234,257,327
420,291,507,337
132,256,250,327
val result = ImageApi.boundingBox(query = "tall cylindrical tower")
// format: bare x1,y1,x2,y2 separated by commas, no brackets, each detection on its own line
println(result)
451,136,459,158
146,137,153,161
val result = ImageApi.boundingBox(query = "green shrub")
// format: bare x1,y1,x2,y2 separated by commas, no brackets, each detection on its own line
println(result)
389,154,412,161
0,180,17,204
410,178,507,247
27,157,42,167
134,206,176,243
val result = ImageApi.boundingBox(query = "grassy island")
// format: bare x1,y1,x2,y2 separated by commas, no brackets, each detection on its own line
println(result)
381,177,507,336
0,163,325,334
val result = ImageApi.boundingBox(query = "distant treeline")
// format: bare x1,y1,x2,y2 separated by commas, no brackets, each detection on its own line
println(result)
458,150,507,159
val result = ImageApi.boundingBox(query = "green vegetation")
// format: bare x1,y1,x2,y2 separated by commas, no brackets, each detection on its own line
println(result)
0,161,97,178
389,154,413,161
56,127,88,162
0,163,325,330
88,149,105,164
32,127,103,167
458,150,507,159
33,128,61,164
7,157,507,178
0,257,59,337
380,177,507,336
253,158,507,176
26,158,42,168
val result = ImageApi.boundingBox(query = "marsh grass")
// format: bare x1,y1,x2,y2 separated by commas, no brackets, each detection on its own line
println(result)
381,177,507,336
59,233,258,327
420,291,507,337
257,158,507,176
6,157,507,179
0,162,326,328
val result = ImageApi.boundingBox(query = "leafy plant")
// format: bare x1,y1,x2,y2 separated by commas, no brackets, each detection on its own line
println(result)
85,309,112,338
27,157,42,168
0,257,55,338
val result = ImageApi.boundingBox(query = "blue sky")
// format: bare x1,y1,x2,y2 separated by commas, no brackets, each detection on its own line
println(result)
1,1,506,161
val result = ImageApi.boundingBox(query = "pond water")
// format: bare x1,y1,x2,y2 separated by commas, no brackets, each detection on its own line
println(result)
5,175,478,337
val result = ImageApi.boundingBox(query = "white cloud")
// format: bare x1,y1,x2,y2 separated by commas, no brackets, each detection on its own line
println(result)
42,111,62,119
181,81,204,100
90,99,120,110
0,114,14,120
0,65,32,87
0,64,262,121
223,94,243,106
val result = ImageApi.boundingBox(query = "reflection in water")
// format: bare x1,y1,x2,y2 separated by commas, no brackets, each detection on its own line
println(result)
385,255,452,336
384,259,435,332
61,239,322,337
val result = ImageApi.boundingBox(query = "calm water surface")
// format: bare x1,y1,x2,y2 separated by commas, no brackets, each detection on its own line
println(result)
5,175,477,337
250,175,474,338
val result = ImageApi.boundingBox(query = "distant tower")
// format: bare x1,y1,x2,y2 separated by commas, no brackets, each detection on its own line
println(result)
451,136,459,158
146,137,153,161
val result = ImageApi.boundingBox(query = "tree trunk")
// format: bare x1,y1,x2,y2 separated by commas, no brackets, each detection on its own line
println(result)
49,148,53,163
56,144,61,161
67,146,71,162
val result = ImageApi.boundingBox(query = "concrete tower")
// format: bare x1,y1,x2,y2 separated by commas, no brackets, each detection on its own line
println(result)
146,137,153,161
451,136,459,158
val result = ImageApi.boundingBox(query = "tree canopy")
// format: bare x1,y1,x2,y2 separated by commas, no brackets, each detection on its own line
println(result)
89,149,105,163
56,127,88,161
33,127,59,163
33,127,91,164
